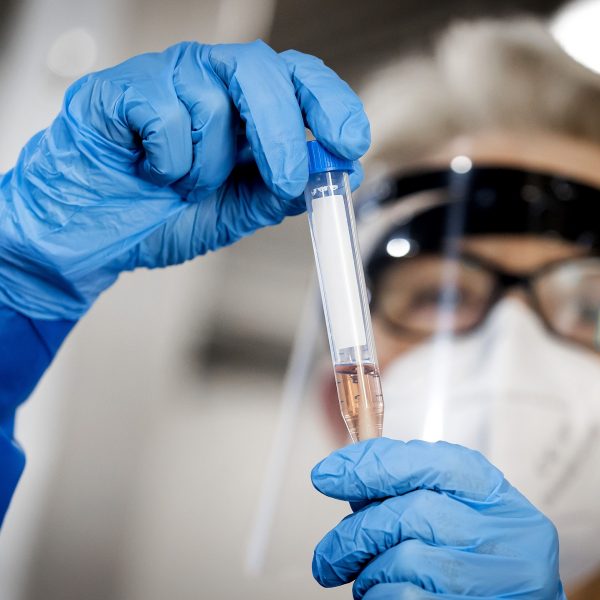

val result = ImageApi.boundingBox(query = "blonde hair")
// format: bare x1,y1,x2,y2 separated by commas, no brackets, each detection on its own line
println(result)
361,17,600,169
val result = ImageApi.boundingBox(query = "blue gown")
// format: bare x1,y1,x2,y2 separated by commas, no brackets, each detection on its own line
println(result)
0,303,75,525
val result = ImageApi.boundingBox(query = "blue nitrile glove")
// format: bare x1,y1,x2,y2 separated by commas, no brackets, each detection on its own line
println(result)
0,304,75,525
0,40,369,320
312,438,565,600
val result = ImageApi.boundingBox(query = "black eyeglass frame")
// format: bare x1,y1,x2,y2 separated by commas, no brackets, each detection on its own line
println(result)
371,251,600,353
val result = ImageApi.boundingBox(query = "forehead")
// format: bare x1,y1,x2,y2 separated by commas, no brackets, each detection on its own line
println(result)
460,235,588,273
402,130,600,189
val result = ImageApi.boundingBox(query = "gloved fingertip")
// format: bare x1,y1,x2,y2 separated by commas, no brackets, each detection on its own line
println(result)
262,159,307,200
267,144,309,200
349,162,364,192
140,160,166,187
282,194,306,217
310,455,350,497
340,114,371,160
312,552,325,586
270,178,306,201
279,47,314,64
141,158,185,188
312,550,344,588
323,110,371,162
310,459,327,490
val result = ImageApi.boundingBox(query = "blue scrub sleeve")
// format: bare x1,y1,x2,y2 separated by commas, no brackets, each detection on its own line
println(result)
0,302,76,525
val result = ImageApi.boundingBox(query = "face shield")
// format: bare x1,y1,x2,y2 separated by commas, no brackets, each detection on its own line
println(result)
244,164,600,595
359,165,600,588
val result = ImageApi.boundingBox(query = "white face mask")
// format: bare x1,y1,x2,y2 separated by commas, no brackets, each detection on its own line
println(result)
381,299,600,588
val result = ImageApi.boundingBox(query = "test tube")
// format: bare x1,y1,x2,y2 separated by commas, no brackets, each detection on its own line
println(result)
304,140,384,442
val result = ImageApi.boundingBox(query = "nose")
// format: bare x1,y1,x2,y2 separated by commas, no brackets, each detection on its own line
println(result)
503,288,534,308
484,288,548,336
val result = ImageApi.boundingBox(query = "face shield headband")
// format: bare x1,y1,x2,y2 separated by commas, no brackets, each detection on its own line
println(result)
361,166,600,266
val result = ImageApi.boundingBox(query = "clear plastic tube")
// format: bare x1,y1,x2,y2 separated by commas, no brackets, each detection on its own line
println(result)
304,142,384,442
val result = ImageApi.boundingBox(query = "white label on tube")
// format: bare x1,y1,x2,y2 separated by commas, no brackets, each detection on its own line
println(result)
312,194,366,349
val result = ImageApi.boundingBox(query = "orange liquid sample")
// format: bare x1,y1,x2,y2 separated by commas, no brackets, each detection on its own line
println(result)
334,363,384,442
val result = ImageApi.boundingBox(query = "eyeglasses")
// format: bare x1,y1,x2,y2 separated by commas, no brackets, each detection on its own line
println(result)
370,254,600,352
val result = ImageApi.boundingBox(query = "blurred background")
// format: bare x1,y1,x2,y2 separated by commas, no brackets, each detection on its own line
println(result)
0,0,593,598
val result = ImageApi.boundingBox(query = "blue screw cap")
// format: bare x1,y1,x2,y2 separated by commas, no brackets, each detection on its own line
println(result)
307,140,354,175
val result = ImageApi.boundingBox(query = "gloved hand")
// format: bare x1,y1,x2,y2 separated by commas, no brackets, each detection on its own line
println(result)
312,438,566,600
0,40,369,320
